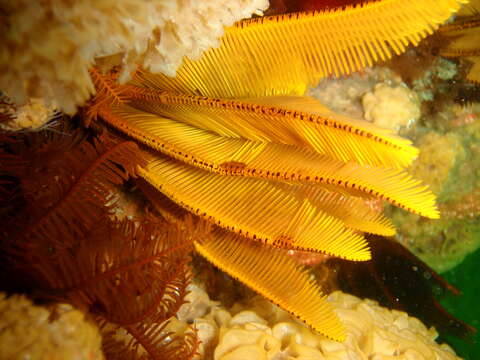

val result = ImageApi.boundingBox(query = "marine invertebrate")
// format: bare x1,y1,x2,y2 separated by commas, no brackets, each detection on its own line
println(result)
0,0,268,114
0,293,104,360
457,0,480,15
362,83,421,131
441,188,480,219
266,0,375,14
0,0,468,351
437,14,480,84
180,238,474,359
409,132,462,196
0,97,58,132
86,0,467,342
388,109,480,273
193,290,461,360
130,0,467,97
0,128,203,360
307,67,404,119
323,235,475,339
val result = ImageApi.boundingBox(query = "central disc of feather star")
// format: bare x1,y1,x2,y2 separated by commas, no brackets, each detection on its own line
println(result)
89,0,466,342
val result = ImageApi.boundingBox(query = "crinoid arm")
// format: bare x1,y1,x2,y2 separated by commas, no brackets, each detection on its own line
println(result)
140,155,371,261
438,15,480,84
113,88,418,168
131,0,467,98
100,102,439,219
194,228,346,342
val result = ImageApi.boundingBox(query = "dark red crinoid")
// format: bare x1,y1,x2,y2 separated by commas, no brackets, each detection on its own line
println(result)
266,0,379,15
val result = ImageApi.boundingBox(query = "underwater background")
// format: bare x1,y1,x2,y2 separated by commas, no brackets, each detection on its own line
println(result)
442,248,480,359
1,0,480,359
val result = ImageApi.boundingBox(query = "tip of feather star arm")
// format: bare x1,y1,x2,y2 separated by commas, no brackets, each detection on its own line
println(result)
194,229,346,342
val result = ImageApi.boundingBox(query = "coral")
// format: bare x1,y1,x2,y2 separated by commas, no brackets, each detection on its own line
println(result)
191,290,460,360
409,132,463,196
401,56,458,106
0,95,57,132
378,35,480,273
0,0,268,114
175,283,224,359
441,189,480,219
394,214,480,273
449,103,480,128
0,293,104,360
309,67,422,133
388,107,480,273
307,67,403,119
362,83,421,131
177,283,221,324
181,237,474,358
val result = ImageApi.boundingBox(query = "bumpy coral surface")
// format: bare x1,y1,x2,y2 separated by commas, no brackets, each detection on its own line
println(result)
0,293,104,360
182,285,459,360
410,132,463,196
362,83,420,131
0,0,268,114
390,108,480,273
0,96,57,132
311,39,479,275
309,67,421,133
308,67,403,119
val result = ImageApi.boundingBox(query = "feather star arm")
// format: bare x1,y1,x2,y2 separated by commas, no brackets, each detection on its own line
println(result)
131,0,467,98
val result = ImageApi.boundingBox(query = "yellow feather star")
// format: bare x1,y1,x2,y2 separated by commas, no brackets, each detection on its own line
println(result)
90,0,466,341
438,14,480,84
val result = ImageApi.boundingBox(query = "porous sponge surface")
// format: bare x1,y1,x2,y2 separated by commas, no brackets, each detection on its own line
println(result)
0,293,104,360
0,0,268,114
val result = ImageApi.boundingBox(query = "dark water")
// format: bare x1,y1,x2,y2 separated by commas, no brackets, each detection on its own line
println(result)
441,247,480,359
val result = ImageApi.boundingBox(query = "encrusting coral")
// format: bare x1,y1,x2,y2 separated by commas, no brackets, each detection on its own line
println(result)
176,285,461,360
306,67,422,134
410,132,463,197
0,94,58,132
362,83,421,131
0,0,268,114
0,293,105,360
389,109,480,273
